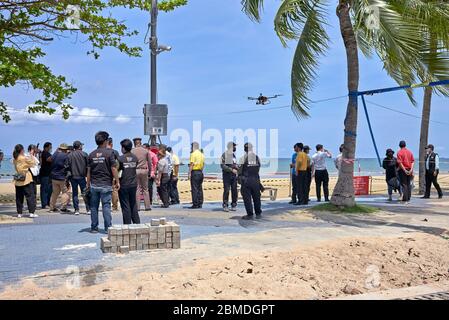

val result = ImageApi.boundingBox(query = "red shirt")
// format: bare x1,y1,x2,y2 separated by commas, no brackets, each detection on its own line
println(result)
397,148,414,170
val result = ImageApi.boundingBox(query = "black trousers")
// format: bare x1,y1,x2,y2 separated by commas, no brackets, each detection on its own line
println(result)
157,174,171,207
291,173,298,202
315,169,329,201
148,177,155,204
398,169,412,201
306,169,312,201
296,171,308,204
223,172,238,207
169,174,180,204
190,170,204,207
15,183,36,214
425,171,443,198
241,177,262,216
118,186,140,224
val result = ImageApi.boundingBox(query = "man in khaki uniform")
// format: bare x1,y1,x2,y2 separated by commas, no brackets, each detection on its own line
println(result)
131,138,152,211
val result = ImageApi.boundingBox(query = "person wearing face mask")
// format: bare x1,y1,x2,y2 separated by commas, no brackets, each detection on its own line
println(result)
382,149,401,201
423,144,443,199
221,142,238,212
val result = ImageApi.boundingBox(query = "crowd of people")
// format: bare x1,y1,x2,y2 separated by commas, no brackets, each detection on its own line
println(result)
11,132,183,232
287,140,443,206
5,132,445,232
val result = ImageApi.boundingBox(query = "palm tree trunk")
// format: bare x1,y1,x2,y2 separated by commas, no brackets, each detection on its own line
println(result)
418,86,432,194
331,1,359,207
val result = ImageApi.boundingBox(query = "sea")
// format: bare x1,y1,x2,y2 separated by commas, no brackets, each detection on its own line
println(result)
2,157,449,181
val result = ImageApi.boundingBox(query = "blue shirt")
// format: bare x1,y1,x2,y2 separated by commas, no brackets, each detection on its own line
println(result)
291,152,297,175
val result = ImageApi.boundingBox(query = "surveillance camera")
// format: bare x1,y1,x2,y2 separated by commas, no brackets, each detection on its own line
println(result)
158,45,172,52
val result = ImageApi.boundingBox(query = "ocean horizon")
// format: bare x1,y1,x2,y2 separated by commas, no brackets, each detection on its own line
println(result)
2,157,449,181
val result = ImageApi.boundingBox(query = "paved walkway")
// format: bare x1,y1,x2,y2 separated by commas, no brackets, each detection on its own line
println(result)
0,195,448,291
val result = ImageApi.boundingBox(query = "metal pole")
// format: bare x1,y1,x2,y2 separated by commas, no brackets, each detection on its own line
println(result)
150,0,158,146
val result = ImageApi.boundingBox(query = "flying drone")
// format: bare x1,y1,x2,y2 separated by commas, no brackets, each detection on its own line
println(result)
248,93,283,105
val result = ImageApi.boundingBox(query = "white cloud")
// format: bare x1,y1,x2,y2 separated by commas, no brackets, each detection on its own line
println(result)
115,114,131,124
4,105,134,125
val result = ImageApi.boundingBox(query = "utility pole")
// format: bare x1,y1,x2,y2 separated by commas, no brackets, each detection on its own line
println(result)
144,0,170,146
150,0,158,107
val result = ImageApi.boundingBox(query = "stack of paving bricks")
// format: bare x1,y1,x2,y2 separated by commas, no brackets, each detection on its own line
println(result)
100,218,180,254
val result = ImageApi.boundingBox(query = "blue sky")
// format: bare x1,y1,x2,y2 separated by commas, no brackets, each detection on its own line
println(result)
1,0,449,159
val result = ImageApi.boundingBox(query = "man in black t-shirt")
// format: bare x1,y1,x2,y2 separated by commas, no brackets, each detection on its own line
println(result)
118,139,140,224
39,142,53,209
87,131,120,233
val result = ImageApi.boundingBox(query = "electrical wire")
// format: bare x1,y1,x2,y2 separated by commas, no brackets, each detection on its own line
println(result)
365,100,449,127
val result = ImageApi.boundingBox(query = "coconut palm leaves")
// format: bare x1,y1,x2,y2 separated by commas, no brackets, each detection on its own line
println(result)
241,0,449,114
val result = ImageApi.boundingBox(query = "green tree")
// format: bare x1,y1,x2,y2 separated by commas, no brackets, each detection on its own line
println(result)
242,0,449,207
0,0,187,122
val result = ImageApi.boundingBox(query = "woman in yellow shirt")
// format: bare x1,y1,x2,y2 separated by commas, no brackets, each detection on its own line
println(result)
13,144,38,218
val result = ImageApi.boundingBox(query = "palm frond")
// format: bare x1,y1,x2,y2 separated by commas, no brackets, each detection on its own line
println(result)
274,0,329,117
241,0,264,22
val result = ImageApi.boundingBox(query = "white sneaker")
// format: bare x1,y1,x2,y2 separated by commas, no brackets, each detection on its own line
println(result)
17,214,22,218
30,213,39,218
74,210,80,215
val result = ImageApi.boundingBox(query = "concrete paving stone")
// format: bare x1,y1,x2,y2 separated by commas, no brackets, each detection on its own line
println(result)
111,246,118,253
160,217,167,225
149,238,157,245
143,244,149,250
150,219,160,226
122,225,129,235
100,237,112,248
171,225,180,232
157,243,165,249
166,237,172,243
119,246,129,254
149,244,157,249
172,242,180,249
166,243,173,249
129,245,136,251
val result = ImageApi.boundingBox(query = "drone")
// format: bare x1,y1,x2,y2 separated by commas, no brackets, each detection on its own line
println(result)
248,93,283,105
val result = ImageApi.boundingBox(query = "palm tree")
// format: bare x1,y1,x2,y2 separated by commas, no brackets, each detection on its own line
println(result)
398,2,449,195
242,0,447,207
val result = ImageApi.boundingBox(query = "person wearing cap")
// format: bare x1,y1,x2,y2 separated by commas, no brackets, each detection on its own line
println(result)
49,143,71,213
87,131,120,233
167,146,180,205
221,142,238,212
117,139,140,224
66,140,89,214
107,137,120,212
188,142,205,209
311,144,332,202
397,140,415,202
156,148,171,208
238,142,262,219
383,148,401,201
132,137,152,211
423,144,443,199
